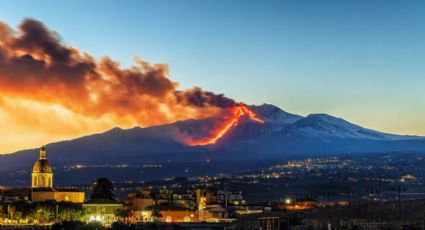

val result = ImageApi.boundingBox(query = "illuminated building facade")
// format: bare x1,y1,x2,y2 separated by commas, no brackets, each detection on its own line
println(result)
83,199,123,225
0,147,84,203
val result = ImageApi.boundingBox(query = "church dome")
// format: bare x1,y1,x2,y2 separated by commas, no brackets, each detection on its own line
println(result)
33,159,53,173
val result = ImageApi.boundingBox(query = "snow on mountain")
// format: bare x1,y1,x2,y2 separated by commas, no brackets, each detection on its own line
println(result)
251,103,303,124
293,114,419,141
1,103,425,173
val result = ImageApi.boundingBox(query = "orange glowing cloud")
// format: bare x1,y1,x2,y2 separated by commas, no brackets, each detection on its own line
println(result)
0,19,235,153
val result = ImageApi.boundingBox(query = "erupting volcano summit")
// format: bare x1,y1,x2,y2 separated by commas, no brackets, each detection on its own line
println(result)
189,103,264,146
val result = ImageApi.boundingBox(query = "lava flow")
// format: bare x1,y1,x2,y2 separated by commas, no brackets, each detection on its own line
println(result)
189,103,264,146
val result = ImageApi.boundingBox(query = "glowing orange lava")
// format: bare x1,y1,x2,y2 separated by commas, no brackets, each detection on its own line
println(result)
189,103,264,146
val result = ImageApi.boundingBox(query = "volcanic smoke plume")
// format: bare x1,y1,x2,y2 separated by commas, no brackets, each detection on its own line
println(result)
0,19,235,152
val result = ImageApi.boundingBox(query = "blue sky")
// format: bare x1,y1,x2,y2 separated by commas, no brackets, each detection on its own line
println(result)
1,0,424,135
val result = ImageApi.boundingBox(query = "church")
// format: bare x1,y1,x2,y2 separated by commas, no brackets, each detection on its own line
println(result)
0,147,85,203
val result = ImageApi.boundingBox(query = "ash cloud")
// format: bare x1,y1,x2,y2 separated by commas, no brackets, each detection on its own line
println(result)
0,19,234,127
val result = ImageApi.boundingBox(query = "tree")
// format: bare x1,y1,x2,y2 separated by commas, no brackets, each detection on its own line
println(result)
33,207,53,223
13,210,23,222
115,209,131,222
90,177,116,200
150,208,163,222
57,202,85,221
8,202,31,221
0,208,7,220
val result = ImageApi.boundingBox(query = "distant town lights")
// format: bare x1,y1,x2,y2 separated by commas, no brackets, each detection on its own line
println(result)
285,198,292,204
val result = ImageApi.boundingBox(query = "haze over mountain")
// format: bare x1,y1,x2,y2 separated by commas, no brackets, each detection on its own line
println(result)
1,104,425,174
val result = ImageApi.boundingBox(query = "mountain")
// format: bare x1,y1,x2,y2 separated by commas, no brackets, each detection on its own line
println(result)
1,103,425,174
216,106,425,157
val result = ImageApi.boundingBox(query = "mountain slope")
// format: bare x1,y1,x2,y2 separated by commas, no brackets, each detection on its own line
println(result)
1,104,425,172
292,114,417,140
217,109,425,156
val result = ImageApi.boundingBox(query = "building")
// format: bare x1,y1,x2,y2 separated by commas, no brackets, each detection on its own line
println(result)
0,147,85,203
32,147,53,188
199,205,229,222
0,187,31,201
124,189,154,212
83,199,123,225
133,209,198,223
124,187,198,222
123,187,240,223
259,217,281,230
155,210,197,223
217,190,246,207
194,188,218,210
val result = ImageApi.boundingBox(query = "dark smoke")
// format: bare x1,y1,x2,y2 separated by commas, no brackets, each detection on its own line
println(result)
0,19,235,126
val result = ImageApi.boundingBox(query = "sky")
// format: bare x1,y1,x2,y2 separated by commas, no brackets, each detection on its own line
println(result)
0,0,424,153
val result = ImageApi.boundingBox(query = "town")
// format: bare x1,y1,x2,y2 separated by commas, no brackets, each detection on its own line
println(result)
1,1,425,229
1,148,425,229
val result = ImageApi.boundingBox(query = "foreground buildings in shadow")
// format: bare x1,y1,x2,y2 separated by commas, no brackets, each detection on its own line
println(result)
1,148,425,229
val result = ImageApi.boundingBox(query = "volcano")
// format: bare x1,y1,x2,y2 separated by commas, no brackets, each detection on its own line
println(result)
1,103,425,176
